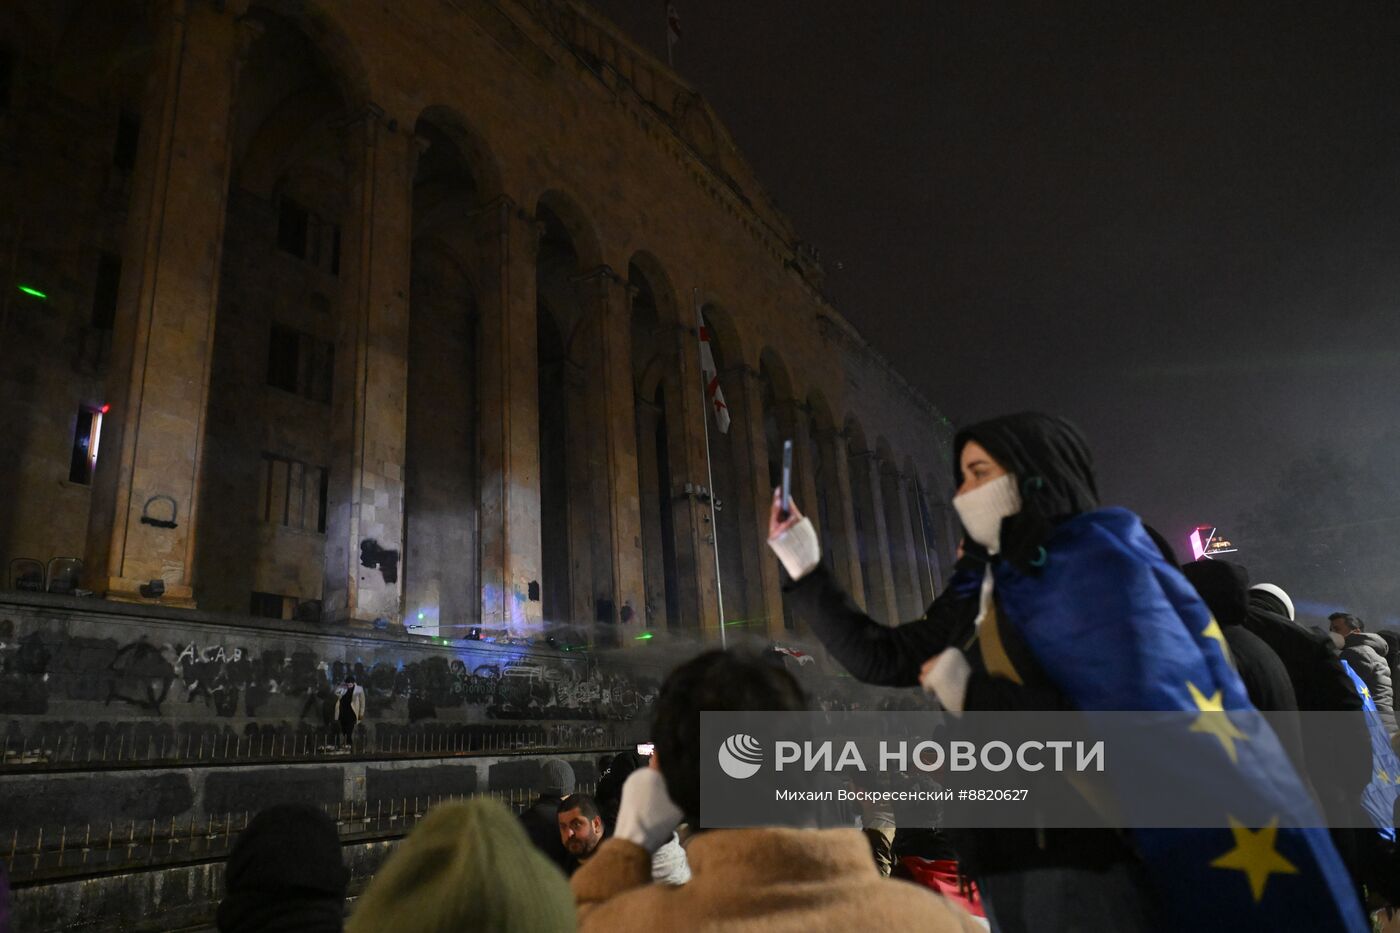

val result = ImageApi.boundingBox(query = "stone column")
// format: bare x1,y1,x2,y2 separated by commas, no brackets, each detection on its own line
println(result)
664,321,722,641
563,360,598,632
469,198,544,635
84,0,257,607
320,108,417,625
728,366,784,641
849,445,898,623
574,268,646,641
634,398,668,627
815,427,866,609
883,463,924,619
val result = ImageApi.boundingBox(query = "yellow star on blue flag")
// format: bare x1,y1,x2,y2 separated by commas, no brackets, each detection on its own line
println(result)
1188,681,1247,763
1210,816,1299,902
1200,618,1232,663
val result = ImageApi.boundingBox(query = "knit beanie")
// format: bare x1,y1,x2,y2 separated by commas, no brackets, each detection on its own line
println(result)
540,758,576,797
347,798,575,933
216,803,348,933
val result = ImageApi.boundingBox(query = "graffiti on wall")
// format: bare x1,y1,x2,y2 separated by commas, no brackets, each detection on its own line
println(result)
0,619,659,728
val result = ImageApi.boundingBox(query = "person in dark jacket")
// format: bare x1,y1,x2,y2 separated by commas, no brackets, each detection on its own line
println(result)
558,792,606,876
1246,585,1376,903
1378,630,1400,698
217,804,348,933
596,751,647,837
769,414,1156,933
1330,612,1398,735
1178,559,1306,777
519,757,574,869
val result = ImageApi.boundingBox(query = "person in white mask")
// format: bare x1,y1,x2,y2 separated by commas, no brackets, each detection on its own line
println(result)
766,412,1157,933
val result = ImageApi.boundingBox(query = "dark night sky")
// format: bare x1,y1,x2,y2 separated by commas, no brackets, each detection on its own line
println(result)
588,1,1400,612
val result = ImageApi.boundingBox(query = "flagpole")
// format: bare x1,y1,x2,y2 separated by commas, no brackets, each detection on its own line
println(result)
695,288,727,648
912,477,942,596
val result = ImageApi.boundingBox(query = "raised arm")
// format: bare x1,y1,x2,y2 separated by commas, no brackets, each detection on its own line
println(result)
768,489,977,688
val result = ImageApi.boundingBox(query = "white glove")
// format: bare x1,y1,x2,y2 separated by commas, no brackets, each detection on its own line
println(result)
767,515,821,580
612,768,685,853
920,649,972,715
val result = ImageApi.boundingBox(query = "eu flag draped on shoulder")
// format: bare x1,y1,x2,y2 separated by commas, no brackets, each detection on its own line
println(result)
945,413,1365,933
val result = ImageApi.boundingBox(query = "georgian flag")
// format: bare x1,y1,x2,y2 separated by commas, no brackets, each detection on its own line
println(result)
697,313,730,434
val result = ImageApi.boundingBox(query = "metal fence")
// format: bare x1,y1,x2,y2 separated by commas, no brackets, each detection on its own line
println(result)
6,782,599,885
1,721,646,770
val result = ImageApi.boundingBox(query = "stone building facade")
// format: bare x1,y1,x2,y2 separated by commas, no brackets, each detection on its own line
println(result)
0,0,954,646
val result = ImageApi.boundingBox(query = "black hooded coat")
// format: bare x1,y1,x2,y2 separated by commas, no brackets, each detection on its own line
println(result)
1243,590,1372,807
1178,559,1305,775
784,414,1143,882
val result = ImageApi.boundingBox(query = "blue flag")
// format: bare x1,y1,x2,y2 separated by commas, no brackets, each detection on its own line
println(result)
993,507,1365,932
1340,659,1400,842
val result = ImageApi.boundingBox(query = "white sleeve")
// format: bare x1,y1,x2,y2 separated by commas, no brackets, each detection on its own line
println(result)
766,516,821,580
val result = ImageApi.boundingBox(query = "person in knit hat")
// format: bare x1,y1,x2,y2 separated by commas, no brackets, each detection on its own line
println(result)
216,803,349,933
348,797,575,933
521,758,576,869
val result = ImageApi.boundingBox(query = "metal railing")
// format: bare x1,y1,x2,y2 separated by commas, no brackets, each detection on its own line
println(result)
7,782,599,885
1,721,646,770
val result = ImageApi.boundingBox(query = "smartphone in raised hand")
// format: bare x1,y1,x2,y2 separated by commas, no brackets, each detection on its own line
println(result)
780,439,793,520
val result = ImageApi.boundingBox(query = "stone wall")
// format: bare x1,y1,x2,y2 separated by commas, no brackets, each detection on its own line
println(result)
0,0,954,643
0,592,663,753
12,836,397,933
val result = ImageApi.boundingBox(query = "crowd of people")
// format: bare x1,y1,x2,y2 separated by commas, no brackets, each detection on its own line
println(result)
192,411,1398,931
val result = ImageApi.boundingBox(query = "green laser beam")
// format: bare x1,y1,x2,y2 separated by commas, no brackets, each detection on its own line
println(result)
18,285,46,299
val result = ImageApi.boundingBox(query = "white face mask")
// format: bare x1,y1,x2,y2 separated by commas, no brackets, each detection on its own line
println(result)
1330,631,1346,650
953,474,1022,555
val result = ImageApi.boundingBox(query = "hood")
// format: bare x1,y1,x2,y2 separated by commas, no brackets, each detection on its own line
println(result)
1179,559,1249,627
954,412,1098,575
1377,630,1400,660
1345,632,1389,656
216,804,347,933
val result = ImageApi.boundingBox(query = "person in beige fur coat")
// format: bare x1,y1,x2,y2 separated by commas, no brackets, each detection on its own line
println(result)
571,651,985,932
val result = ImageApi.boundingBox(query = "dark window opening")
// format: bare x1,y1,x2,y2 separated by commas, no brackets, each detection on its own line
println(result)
267,323,334,403
91,252,121,330
267,324,299,392
329,224,341,276
316,467,329,533
0,48,13,112
277,198,309,258
654,389,681,629
68,407,102,485
259,453,328,533
250,591,291,619
113,111,140,173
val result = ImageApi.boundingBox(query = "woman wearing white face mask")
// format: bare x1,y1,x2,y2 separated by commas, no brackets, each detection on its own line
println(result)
767,413,1098,714
768,413,1152,932
768,412,1365,933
